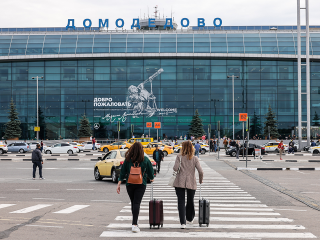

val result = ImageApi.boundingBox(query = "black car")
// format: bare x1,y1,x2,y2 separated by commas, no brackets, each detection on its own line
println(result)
226,143,265,157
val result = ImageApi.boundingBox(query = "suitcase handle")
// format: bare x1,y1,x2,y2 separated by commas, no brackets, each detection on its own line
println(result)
199,183,201,199
151,181,153,200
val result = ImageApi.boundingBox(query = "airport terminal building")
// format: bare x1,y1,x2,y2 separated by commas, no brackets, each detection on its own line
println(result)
0,20,319,140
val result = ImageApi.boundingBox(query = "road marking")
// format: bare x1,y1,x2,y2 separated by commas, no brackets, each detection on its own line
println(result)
273,209,308,211
0,197,6,199
301,192,319,194
144,196,256,199
123,206,272,211
115,216,293,222
91,200,123,202
26,225,63,228
120,209,279,216
66,189,94,191
10,204,52,213
53,205,89,214
33,198,65,201
0,204,15,209
141,200,261,203
15,189,39,191
100,231,315,238
107,223,305,230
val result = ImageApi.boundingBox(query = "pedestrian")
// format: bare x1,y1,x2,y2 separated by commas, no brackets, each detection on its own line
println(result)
202,135,206,141
40,140,43,153
194,141,201,159
236,140,240,159
311,140,316,146
288,139,294,154
117,142,154,233
153,145,164,173
223,138,228,152
90,136,92,141
277,140,284,160
184,135,187,140
209,139,213,152
32,144,44,180
92,137,96,150
173,140,204,229
213,140,217,152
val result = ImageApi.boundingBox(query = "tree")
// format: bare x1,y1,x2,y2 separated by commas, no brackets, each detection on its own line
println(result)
188,109,205,139
78,114,92,137
263,105,279,138
250,111,262,138
313,111,320,126
4,99,21,139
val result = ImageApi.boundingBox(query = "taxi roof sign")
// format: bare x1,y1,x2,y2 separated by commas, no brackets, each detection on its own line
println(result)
146,122,152,128
239,113,247,122
154,122,161,129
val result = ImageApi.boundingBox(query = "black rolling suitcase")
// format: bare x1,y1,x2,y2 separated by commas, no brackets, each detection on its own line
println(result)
149,181,164,229
198,184,210,227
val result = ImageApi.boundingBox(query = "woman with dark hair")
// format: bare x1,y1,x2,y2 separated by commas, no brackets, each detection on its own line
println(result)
173,140,204,229
117,142,154,233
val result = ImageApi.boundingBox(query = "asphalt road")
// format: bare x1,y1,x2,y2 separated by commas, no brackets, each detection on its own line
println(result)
0,152,319,239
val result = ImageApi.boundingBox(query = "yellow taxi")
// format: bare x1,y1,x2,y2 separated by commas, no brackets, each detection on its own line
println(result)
100,141,132,153
174,142,209,154
263,142,288,152
128,137,153,146
143,143,174,156
0,142,8,154
94,149,156,182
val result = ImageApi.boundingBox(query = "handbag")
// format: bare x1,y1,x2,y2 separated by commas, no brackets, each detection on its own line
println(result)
168,156,181,187
127,162,144,184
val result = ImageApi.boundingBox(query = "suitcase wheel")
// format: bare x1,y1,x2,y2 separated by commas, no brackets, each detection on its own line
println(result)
150,225,152,229
207,224,209,227
161,224,163,228
158,225,160,229
199,224,201,227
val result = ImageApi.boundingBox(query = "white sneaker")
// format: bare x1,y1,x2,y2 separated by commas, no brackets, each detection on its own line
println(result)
186,220,193,225
132,225,140,233
180,224,186,229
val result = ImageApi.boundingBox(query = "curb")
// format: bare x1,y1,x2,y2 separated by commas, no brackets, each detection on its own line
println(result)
237,167,320,171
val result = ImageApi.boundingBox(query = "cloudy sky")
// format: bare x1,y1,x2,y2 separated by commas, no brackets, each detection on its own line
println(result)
1,0,320,29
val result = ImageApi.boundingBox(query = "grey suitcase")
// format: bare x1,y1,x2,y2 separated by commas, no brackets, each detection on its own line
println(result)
198,184,210,227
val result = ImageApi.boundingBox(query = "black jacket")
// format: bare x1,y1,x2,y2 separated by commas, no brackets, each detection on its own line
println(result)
32,148,43,163
152,149,164,162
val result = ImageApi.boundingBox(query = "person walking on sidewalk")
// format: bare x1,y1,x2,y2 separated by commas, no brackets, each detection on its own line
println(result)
223,138,228,152
235,140,240,159
117,142,154,233
173,141,204,229
278,140,284,160
153,145,164,173
32,144,44,180
92,137,96,150
194,141,201,159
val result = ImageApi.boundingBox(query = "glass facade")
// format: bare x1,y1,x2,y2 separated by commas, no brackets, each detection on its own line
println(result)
0,29,319,140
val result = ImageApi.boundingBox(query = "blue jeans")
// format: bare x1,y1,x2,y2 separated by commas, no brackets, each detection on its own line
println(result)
92,143,95,150
195,150,200,158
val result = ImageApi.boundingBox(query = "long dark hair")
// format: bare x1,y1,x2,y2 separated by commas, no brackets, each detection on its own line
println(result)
125,142,144,163
181,140,195,160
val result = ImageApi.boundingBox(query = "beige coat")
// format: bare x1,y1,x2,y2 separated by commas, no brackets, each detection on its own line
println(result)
173,155,204,190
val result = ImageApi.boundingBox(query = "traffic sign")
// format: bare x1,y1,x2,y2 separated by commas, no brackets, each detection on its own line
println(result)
146,122,152,128
34,126,40,132
154,122,161,129
239,113,248,122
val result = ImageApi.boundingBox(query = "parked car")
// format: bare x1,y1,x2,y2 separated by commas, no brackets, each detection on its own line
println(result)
100,141,132,153
174,143,209,154
263,142,288,152
0,142,8,154
94,149,156,182
127,137,153,146
45,143,78,154
28,142,47,151
82,141,101,150
304,142,319,151
7,142,30,153
69,142,84,152
226,143,265,157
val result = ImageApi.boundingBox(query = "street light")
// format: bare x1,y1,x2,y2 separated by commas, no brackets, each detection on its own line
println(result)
227,75,239,140
32,76,43,141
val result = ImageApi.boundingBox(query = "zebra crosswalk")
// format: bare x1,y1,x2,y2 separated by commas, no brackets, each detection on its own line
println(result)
0,203,90,215
100,160,317,239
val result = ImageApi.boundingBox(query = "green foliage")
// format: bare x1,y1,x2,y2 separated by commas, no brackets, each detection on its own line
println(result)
250,111,262,137
188,109,205,138
4,99,21,139
312,111,320,126
263,105,279,138
78,115,92,137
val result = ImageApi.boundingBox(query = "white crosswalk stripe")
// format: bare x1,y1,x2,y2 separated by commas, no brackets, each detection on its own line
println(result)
100,159,317,239
53,205,90,214
0,204,15,209
10,204,52,213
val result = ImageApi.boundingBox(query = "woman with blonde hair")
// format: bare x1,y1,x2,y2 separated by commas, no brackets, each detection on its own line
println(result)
173,140,204,229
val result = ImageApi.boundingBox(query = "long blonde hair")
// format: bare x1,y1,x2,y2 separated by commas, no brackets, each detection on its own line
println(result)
181,141,195,160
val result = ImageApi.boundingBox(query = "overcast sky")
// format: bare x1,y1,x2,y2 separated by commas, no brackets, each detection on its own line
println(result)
1,0,320,29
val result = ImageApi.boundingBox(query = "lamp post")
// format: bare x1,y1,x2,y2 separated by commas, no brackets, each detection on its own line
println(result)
32,76,43,141
227,75,239,140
